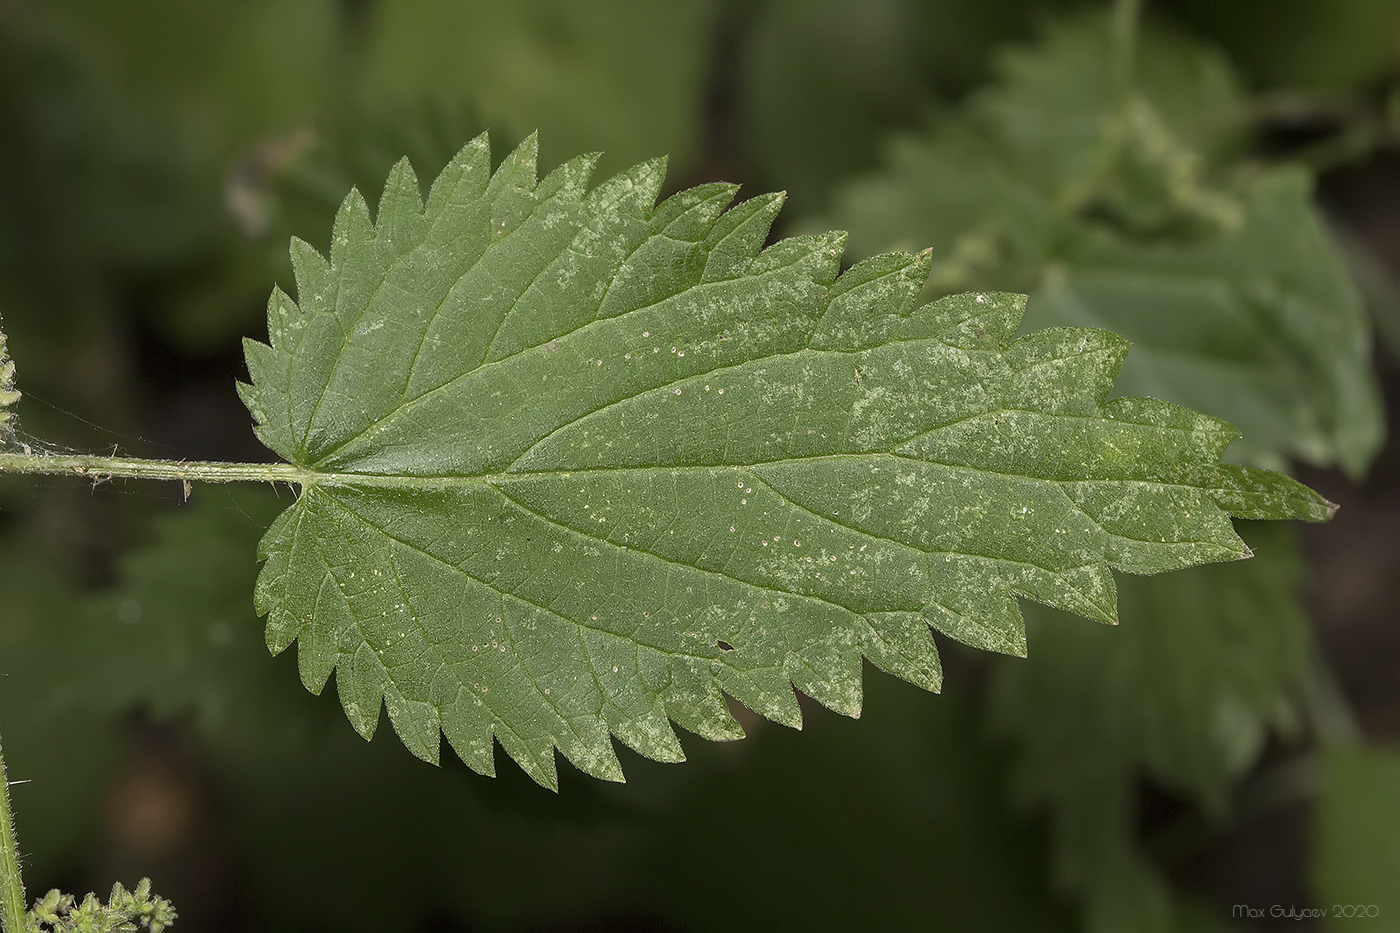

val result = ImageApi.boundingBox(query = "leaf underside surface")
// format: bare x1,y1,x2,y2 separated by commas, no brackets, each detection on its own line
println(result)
240,132,1332,788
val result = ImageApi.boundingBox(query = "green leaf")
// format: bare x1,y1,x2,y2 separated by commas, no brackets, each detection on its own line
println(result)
992,522,1308,861
826,14,1384,478
241,132,1333,788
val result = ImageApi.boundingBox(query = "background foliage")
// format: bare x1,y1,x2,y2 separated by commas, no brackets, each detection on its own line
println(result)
1,1,1398,930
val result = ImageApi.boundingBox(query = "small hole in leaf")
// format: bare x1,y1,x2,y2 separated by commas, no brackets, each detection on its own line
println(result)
717,640,735,652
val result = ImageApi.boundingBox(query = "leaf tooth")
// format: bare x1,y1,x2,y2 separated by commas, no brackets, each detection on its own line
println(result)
441,692,499,778
1208,464,1337,523
608,707,686,764
573,634,686,764
233,378,258,419
294,572,346,693
374,157,427,256
329,187,374,272
558,733,625,784
663,658,746,741
584,154,668,218
492,725,560,791
1065,481,1245,573
1003,327,1129,415
923,559,1029,657
827,249,932,312
715,666,804,729
901,290,1027,347
341,643,388,740
487,130,540,199
650,181,740,240
536,150,601,203
424,130,492,218
748,230,845,285
700,191,785,282
1015,562,1119,627
1101,396,1240,460
259,285,302,352
245,414,292,468
295,627,339,693
288,237,332,318
383,691,442,765
787,649,864,718
255,518,298,649
861,612,944,693
811,249,933,351
239,339,290,455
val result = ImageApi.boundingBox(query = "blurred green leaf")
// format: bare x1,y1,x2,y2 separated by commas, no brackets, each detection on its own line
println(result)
14,0,337,269
994,522,1307,818
358,0,717,181
827,14,1384,478
1029,169,1383,476
993,522,1308,930
81,488,318,744
1314,744,1400,923
738,0,1099,212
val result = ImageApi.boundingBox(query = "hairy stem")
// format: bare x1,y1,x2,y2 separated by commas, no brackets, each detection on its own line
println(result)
0,735,28,933
0,451,305,486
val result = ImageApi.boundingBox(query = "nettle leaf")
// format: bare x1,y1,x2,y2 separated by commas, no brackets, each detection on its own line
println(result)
240,132,1332,788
